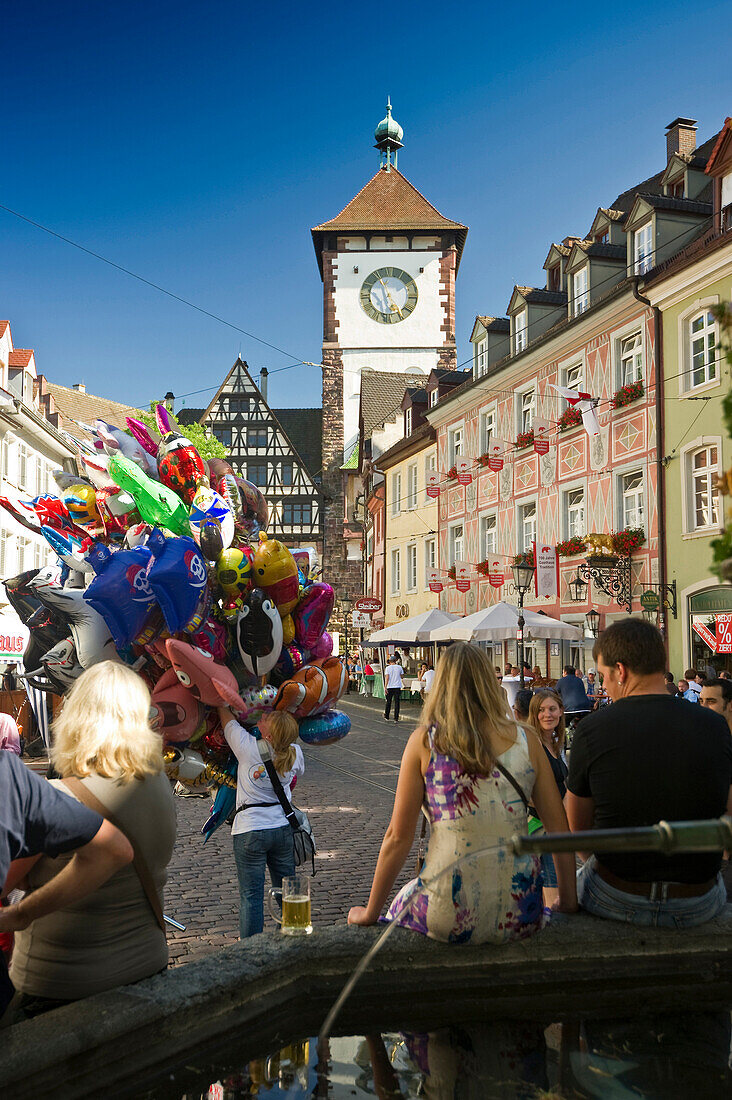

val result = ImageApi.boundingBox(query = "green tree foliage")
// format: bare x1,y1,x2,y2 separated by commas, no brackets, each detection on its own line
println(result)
710,304,732,578
131,403,226,462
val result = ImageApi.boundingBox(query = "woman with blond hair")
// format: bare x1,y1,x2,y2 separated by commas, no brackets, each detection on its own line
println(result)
348,643,577,943
9,661,175,1015
526,689,568,905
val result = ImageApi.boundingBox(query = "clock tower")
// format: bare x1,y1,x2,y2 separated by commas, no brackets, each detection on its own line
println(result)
311,101,468,596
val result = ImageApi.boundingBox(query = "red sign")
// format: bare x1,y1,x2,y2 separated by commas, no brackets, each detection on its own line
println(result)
487,559,504,588
426,471,441,498
716,613,732,654
486,439,507,472
487,457,504,471
456,457,473,485
426,568,443,594
454,561,471,593
692,620,717,652
355,596,382,613
533,418,553,456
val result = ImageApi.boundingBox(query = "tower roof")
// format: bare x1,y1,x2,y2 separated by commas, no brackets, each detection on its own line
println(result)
311,167,467,275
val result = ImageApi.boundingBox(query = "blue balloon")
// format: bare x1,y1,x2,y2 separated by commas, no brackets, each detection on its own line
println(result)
298,709,351,745
146,528,211,635
84,542,156,648
200,757,237,842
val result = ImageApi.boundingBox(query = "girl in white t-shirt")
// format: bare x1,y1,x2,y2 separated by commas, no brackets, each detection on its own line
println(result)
217,707,304,938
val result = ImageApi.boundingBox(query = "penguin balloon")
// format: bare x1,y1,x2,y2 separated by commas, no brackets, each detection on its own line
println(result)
236,588,283,679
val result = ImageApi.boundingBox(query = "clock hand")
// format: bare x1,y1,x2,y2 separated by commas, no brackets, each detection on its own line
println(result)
377,275,404,319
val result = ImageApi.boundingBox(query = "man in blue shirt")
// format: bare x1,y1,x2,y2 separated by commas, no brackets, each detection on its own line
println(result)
555,665,593,716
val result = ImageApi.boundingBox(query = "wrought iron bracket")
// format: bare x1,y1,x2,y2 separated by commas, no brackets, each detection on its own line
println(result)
578,555,632,614
641,581,678,619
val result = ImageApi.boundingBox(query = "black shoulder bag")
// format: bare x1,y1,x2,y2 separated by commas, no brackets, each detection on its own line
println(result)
233,741,316,874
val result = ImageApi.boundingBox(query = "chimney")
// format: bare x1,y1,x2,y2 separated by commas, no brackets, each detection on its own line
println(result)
72,382,86,393
260,367,268,403
666,117,697,161
164,391,175,411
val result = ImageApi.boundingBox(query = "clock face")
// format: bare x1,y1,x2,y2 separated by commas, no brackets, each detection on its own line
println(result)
360,267,418,324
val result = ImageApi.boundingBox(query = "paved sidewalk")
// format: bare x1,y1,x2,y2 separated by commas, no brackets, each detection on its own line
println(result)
164,693,425,965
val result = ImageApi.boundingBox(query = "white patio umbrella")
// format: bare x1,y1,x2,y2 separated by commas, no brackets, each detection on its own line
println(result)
364,608,461,646
428,601,582,643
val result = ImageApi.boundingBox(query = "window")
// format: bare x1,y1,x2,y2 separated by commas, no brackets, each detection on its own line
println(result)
17,444,27,490
424,538,436,582
213,426,232,447
475,341,487,376
548,264,560,291
280,461,293,487
449,524,464,565
391,549,401,594
17,536,29,572
247,463,267,486
571,267,589,316
429,388,439,408
391,472,401,515
619,332,643,386
247,429,267,448
595,229,609,244
689,310,717,388
425,451,437,482
406,544,417,591
407,464,418,509
448,426,463,466
669,178,684,199
690,446,720,530
514,310,527,354
0,529,8,575
405,407,412,435
480,409,495,455
228,396,250,413
282,501,312,525
33,541,43,569
481,513,497,558
634,223,653,274
518,389,535,435
620,471,644,528
563,361,583,396
565,487,585,539
1,437,10,481
518,502,536,550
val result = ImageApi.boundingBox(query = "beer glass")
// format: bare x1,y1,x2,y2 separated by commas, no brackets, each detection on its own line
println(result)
268,873,312,935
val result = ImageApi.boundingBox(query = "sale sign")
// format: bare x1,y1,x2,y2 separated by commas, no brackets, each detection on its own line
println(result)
487,559,504,588
534,541,559,598
693,619,717,652
532,418,553,455
456,457,474,485
426,471,441,498
716,613,732,654
486,439,507,472
454,561,471,592
426,568,444,594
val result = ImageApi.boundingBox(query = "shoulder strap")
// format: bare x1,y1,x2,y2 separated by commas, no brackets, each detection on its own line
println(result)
257,741,298,831
61,777,165,933
492,760,530,811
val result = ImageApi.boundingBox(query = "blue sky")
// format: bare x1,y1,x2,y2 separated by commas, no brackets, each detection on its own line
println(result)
3,0,731,415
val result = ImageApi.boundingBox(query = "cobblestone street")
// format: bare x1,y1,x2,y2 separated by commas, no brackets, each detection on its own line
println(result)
164,694,424,965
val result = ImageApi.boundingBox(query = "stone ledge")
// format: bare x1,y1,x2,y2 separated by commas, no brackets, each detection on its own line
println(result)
2,907,731,1097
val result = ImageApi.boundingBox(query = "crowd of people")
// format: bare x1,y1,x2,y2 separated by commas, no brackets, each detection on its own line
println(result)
1,618,731,1032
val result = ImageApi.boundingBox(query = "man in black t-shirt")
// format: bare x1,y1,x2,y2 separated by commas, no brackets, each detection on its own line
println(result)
0,753,133,1020
567,618,732,928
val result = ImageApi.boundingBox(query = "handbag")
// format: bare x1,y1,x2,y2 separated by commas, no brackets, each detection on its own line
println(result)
61,777,165,932
493,760,545,836
233,742,317,874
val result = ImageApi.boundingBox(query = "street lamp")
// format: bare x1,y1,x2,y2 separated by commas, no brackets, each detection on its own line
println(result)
512,556,536,689
585,608,600,638
568,571,588,603
340,595,353,690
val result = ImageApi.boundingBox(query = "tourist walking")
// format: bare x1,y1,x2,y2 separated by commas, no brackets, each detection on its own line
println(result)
218,706,303,938
567,619,732,928
384,655,404,722
527,690,568,906
7,662,174,1017
554,665,593,724
348,643,577,942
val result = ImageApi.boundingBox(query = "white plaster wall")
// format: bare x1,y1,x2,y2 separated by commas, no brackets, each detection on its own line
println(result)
334,250,444,349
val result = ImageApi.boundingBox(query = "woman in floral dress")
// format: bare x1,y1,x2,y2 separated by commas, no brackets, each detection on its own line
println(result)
348,643,577,943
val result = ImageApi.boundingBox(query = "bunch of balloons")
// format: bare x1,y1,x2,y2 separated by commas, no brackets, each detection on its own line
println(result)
0,404,350,838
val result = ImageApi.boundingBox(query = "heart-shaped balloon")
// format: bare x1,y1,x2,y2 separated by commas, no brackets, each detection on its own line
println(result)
293,582,334,650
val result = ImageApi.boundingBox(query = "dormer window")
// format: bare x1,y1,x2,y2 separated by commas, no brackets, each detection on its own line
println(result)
571,267,589,316
594,228,609,244
669,178,685,199
514,309,527,354
429,388,438,408
548,265,560,291
634,223,653,274
405,407,412,435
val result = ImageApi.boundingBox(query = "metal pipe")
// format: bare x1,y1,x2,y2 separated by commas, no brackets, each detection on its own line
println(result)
512,816,732,856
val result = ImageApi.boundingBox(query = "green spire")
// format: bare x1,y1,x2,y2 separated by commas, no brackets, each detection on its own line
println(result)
374,97,403,171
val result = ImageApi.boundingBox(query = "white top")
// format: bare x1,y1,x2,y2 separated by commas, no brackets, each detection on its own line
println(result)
686,680,702,695
423,668,435,693
224,719,305,834
384,663,404,689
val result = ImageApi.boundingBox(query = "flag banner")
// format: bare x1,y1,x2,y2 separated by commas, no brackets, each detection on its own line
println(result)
550,385,601,437
486,439,508,472
716,613,732,654
692,619,717,652
454,560,471,592
456,457,474,485
426,471,441,498
532,418,553,455
488,559,504,588
426,568,444,593
534,541,559,598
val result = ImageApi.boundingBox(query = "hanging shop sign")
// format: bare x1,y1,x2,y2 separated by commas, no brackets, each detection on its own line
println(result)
715,613,732,654
640,590,660,611
426,568,444,594
454,561,471,593
486,440,507,472
487,560,504,588
426,471,441,498
351,611,372,629
534,542,559,599
532,419,553,455
456,457,474,485
355,596,382,613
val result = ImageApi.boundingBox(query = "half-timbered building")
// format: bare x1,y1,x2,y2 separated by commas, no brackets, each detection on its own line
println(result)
187,358,322,551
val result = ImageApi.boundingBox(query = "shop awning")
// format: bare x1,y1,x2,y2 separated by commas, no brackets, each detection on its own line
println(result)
429,601,583,643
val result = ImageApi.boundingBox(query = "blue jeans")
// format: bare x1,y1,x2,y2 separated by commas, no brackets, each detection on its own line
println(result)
233,825,295,938
577,857,727,929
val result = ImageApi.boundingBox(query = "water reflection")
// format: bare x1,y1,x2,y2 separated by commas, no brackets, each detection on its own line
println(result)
179,1011,732,1099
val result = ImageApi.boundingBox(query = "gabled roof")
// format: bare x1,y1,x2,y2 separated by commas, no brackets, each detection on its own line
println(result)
624,191,713,231
470,315,510,341
360,369,429,437
312,167,468,273
401,387,428,410
566,240,626,270
607,131,720,212
508,286,567,313
0,321,9,339
177,407,205,425
274,408,322,480
705,118,732,175
8,349,33,367
46,383,139,447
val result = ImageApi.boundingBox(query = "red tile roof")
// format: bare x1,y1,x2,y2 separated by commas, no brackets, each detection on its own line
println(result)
8,349,33,367
0,322,9,339
705,118,732,175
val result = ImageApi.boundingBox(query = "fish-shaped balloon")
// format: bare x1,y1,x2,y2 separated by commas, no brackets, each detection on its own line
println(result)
154,404,206,505
109,454,191,537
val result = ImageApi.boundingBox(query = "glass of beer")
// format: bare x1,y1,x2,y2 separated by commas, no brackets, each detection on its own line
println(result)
268,874,312,935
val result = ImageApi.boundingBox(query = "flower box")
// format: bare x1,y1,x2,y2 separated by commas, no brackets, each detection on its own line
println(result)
556,536,586,557
612,527,645,555
612,380,644,409
447,565,456,580
447,465,458,481
514,430,534,449
513,550,535,568
558,406,583,432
